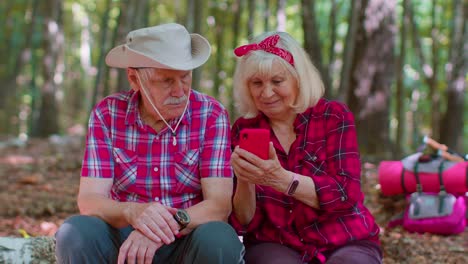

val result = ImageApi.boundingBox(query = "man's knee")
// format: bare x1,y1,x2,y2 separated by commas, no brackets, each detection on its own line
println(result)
190,221,244,258
55,215,94,250
55,215,114,255
192,221,240,245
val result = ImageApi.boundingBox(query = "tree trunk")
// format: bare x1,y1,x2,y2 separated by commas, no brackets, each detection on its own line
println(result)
347,0,396,157
35,0,64,137
0,0,39,135
191,0,204,90
90,0,112,110
264,0,270,32
408,1,440,140
212,2,226,99
429,0,440,140
327,0,339,97
439,0,465,152
337,0,361,103
247,0,256,37
301,0,331,99
395,0,409,156
276,0,286,31
229,0,244,120
115,0,134,93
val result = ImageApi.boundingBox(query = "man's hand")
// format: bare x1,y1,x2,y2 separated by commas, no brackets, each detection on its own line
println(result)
125,202,180,244
117,230,163,264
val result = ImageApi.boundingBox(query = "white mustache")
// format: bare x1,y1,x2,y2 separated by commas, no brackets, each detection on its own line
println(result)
164,95,188,105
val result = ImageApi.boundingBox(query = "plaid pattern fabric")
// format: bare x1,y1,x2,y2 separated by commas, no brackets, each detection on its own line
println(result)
81,89,233,209
229,98,380,262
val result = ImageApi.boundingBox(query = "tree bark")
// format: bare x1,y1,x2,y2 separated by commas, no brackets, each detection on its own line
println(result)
90,0,112,110
301,0,331,99
337,0,361,103
247,0,256,37
35,0,64,137
429,0,440,140
191,0,204,90
327,0,339,97
229,0,244,120
439,0,465,152
264,0,270,32
347,0,396,157
212,2,226,99
276,0,286,31
395,0,408,156
0,0,39,135
407,1,441,140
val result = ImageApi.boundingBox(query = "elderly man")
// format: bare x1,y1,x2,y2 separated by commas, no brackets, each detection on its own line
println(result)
55,23,244,264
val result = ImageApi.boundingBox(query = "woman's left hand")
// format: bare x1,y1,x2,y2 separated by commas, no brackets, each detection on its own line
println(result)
231,142,289,190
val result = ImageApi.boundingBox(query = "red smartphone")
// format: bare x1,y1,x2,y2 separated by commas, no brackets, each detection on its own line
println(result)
239,129,270,159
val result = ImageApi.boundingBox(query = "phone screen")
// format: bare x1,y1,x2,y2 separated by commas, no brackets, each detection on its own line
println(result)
239,129,270,159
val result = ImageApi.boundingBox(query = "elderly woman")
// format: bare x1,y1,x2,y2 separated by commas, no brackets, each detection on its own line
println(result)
229,32,382,264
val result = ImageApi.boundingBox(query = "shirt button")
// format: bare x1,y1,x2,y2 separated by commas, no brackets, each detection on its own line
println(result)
116,158,121,163
311,156,317,161
154,197,159,202
153,167,159,172
289,210,293,213
155,136,160,140
341,196,346,201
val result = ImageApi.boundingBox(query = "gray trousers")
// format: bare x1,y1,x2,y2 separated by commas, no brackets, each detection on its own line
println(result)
55,215,245,264
244,240,382,264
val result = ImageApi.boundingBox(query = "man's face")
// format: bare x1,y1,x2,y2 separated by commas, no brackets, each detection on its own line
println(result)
132,68,192,121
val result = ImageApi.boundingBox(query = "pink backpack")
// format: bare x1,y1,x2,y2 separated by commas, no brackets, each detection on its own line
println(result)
388,160,466,235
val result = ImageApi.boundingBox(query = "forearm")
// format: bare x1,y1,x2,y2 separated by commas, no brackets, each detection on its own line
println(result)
274,171,320,209
232,180,256,225
185,198,231,229
77,193,138,228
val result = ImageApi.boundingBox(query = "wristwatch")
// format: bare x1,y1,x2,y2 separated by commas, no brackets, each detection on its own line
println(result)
173,209,190,230
285,173,299,196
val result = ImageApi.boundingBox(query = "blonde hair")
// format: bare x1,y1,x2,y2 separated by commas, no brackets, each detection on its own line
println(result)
233,31,324,118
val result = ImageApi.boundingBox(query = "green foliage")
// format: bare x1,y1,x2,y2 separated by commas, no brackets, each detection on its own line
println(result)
0,0,465,155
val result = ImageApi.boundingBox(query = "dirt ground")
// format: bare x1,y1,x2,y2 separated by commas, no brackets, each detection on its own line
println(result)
0,137,467,263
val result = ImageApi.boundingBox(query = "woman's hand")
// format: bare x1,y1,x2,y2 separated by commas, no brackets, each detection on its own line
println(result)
231,142,290,191
118,230,163,264
124,203,180,245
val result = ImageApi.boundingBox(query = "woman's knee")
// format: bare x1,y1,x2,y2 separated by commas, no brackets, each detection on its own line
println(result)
326,241,382,264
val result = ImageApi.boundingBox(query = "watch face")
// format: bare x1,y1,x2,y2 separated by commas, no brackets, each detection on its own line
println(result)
176,209,190,225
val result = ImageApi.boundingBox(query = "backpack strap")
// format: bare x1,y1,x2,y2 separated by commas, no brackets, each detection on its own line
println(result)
400,167,408,194
437,160,447,214
413,161,423,193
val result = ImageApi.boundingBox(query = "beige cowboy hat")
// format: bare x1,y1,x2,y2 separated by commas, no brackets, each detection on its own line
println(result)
105,23,211,70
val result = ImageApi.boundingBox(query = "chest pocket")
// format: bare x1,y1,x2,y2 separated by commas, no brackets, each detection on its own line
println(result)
173,149,201,193
112,147,138,191
301,143,327,176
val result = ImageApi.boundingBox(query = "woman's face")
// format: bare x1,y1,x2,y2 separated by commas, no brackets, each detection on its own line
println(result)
247,62,298,119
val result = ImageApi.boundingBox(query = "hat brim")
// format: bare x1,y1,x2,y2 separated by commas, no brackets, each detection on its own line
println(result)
105,34,211,71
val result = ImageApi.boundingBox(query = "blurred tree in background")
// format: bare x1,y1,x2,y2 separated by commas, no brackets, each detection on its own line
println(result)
0,0,466,158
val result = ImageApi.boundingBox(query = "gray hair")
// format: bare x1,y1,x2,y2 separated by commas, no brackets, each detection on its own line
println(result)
233,31,324,118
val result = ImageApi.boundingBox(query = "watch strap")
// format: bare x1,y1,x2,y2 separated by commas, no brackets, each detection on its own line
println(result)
285,172,299,196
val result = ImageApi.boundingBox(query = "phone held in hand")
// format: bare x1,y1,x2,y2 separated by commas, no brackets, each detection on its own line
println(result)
239,128,270,159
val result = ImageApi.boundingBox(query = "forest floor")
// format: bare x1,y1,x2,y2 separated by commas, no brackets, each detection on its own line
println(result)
0,137,467,263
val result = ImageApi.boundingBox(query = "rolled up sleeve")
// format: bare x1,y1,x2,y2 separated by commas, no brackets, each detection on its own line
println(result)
311,106,363,212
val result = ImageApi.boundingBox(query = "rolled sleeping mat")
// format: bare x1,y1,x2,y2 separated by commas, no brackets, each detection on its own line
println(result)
378,153,468,196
